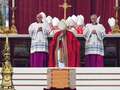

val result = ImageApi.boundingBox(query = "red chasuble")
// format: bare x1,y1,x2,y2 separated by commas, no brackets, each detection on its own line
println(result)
48,30,80,67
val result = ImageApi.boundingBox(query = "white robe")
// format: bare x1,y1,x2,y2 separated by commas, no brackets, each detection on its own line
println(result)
28,22,51,53
83,23,106,56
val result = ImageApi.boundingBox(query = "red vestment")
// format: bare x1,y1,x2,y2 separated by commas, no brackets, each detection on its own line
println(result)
48,31,80,67
76,26,83,34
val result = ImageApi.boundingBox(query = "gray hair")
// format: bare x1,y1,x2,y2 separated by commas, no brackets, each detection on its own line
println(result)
90,14,97,18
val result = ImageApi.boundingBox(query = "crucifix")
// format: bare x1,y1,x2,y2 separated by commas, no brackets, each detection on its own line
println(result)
59,0,72,19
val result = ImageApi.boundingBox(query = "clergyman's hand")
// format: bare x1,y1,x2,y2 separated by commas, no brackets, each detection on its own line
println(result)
38,27,42,32
92,30,96,34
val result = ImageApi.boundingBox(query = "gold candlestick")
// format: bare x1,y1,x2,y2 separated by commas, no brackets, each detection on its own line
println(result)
0,4,4,34
112,0,120,34
1,0,17,34
10,0,17,34
10,7,17,34
0,35,15,90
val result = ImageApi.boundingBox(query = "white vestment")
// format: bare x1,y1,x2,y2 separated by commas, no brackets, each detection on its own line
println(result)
28,22,51,53
83,23,106,56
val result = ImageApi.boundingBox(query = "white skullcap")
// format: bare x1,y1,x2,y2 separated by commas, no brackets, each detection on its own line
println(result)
77,15,84,25
52,17,60,26
46,16,52,24
58,20,67,30
71,15,77,23
108,17,115,27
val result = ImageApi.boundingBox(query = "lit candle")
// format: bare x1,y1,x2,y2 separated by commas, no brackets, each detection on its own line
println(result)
12,0,15,8
116,0,119,7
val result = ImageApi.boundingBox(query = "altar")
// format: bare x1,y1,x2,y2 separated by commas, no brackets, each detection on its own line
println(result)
0,68,120,90
45,68,76,90
0,34,120,67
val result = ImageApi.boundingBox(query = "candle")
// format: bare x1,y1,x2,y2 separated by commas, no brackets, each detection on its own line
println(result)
12,0,15,8
5,5,9,27
5,20,9,27
116,0,119,7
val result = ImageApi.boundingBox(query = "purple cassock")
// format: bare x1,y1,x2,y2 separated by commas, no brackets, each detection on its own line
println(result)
28,22,50,67
84,23,106,67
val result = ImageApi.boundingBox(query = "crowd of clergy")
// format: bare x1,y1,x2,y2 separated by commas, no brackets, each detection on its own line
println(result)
28,12,116,67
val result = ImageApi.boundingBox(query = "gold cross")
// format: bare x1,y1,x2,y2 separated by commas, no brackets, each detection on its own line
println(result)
59,0,72,19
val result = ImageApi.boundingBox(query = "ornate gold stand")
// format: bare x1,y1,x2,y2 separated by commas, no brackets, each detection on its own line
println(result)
10,7,17,34
0,7,17,34
112,6,120,34
0,26,17,34
112,23,120,33
0,27,4,34
0,35,15,90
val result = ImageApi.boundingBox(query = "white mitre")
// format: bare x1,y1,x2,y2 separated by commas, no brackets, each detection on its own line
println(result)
58,20,67,30
66,16,75,27
108,17,115,28
46,16,52,24
40,12,46,18
52,17,60,27
96,16,101,24
66,16,71,26
71,15,77,23
77,15,84,25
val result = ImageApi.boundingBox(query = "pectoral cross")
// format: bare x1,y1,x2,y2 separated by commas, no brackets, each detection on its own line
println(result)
59,0,72,19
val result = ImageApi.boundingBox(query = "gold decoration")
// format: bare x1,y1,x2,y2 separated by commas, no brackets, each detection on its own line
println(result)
112,21,120,33
0,4,3,34
112,0,120,34
59,0,72,19
10,7,17,34
0,35,15,90
0,7,17,34
0,27,4,34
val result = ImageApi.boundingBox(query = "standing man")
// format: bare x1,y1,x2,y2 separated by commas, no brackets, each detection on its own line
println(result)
50,17,60,36
75,15,85,34
49,20,80,67
84,14,106,67
28,12,51,67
